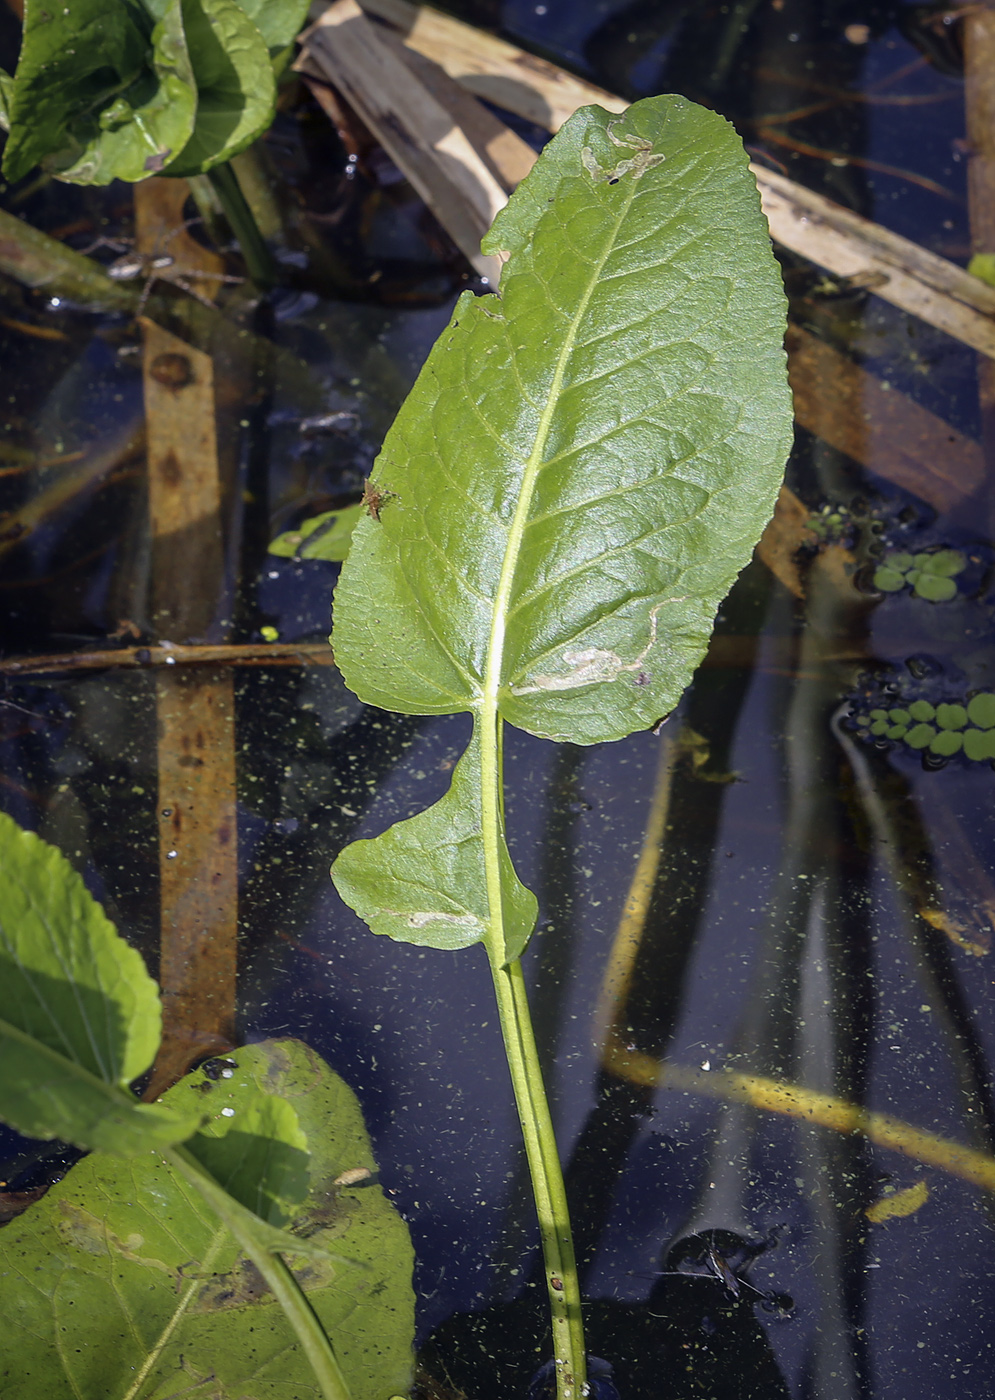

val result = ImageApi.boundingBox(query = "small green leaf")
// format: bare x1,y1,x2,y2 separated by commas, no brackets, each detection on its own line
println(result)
885,724,907,740
0,1041,415,1400
162,0,276,176
3,0,197,184
968,253,995,290
913,573,957,602
873,566,907,593
908,700,935,722
887,552,915,573
935,703,967,731
332,724,538,962
0,814,199,1153
963,728,995,762
869,709,888,721
269,504,364,562
930,730,962,757
967,692,995,729
887,708,910,725
904,723,935,749
922,549,966,577
869,720,890,736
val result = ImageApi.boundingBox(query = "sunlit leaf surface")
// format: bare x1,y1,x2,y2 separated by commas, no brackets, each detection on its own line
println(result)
2,0,197,184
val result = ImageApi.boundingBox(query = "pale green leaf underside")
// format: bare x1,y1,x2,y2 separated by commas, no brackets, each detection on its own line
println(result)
0,1040,415,1400
332,95,793,746
269,504,363,562
331,722,538,960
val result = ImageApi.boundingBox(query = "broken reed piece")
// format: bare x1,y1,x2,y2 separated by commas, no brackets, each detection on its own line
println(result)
0,641,335,677
342,0,995,361
296,0,512,284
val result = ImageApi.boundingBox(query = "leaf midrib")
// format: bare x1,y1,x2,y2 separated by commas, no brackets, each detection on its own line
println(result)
481,178,641,707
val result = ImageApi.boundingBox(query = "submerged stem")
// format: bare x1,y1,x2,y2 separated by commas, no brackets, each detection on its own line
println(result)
480,705,586,1400
490,956,587,1400
206,161,278,289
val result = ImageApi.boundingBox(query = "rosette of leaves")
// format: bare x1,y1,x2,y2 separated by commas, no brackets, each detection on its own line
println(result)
853,691,995,761
873,548,966,602
0,0,309,185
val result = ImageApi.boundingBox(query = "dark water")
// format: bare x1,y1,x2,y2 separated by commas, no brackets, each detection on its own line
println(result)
2,3,994,1398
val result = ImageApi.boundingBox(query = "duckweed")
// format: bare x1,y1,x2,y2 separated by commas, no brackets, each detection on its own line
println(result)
904,724,935,749
967,692,995,729
964,728,995,761
851,690,995,764
872,547,966,602
908,700,936,722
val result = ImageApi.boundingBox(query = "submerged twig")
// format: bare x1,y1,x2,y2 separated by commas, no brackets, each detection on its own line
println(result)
0,641,334,676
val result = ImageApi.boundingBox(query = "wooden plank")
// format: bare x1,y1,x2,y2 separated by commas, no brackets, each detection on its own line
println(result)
298,0,508,282
963,0,995,519
136,180,239,1099
151,666,238,1095
350,0,995,359
757,169,995,361
355,0,626,131
786,324,985,514
390,40,538,191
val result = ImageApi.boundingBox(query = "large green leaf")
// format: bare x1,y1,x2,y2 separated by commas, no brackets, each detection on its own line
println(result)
332,97,792,746
0,813,199,1153
0,1040,415,1400
332,722,538,957
2,0,197,184
161,0,276,177
231,0,311,57
331,97,792,961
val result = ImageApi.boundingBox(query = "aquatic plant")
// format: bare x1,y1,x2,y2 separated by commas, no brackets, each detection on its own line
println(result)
873,547,967,602
0,812,414,1400
853,691,995,761
0,0,308,285
0,0,307,185
329,94,793,1399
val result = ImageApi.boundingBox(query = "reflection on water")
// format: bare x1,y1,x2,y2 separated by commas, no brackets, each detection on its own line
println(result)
2,1,995,1396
